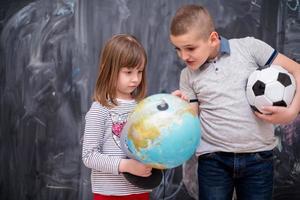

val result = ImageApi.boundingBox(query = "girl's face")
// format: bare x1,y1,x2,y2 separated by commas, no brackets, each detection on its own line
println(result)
116,64,144,100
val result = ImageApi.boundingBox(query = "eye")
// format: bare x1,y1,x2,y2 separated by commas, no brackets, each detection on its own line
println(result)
121,68,132,74
174,47,180,52
187,47,195,51
125,70,132,74
157,100,169,111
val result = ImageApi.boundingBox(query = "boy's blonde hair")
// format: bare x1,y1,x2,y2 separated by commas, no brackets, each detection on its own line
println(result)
93,34,147,107
170,4,215,40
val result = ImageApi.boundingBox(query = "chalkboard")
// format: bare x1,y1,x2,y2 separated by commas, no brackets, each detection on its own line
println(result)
0,0,299,200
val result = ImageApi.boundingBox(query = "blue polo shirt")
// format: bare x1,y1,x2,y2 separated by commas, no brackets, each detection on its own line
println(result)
180,37,278,155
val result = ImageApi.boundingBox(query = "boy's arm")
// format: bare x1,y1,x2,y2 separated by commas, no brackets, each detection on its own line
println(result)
255,53,300,124
190,101,199,116
171,90,199,115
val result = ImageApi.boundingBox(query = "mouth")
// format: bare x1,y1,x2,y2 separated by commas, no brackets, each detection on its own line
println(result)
186,61,195,66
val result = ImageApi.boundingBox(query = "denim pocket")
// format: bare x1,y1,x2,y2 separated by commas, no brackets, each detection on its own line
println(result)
198,152,216,160
254,150,274,162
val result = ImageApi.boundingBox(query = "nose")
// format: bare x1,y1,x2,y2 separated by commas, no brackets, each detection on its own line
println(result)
131,72,139,82
179,50,189,61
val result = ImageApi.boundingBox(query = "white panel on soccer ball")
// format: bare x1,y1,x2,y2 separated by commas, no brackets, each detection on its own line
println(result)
258,67,279,84
283,85,296,106
271,64,287,73
290,73,296,87
254,95,273,113
246,86,256,105
265,82,285,102
247,70,261,88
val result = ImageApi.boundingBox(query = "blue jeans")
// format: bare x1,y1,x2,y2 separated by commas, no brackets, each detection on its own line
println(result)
198,151,274,200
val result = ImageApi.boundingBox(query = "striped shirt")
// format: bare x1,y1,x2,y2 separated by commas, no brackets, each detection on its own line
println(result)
82,99,151,195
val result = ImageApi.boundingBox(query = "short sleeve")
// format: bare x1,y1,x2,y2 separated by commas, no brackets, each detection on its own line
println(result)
179,68,197,101
243,37,277,66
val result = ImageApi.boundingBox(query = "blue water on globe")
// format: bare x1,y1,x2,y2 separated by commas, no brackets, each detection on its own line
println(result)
121,93,201,169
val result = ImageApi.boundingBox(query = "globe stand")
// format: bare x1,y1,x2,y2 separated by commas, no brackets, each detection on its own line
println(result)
123,168,163,189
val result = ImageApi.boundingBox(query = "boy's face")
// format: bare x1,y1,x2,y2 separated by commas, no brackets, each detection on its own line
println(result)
170,29,218,70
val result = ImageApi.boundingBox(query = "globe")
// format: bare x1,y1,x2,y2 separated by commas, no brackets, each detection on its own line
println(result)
120,93,201,169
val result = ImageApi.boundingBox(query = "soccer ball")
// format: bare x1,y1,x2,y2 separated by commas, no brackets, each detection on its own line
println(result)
246,64,296,114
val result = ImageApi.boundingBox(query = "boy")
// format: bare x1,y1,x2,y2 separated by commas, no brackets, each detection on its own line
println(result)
170,4,300,200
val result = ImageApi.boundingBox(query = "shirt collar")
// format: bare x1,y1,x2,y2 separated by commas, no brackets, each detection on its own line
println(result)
219,36,230,55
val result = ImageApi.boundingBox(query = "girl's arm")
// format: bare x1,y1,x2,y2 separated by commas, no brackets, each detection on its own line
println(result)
119,159,152,177
82,102,152,177
82,103,121,175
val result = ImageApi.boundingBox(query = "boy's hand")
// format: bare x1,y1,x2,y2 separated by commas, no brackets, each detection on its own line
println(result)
119,159,152,177
255,106,298,124
171,90,189,101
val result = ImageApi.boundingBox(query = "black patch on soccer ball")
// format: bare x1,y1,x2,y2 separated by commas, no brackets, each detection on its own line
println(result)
277,72,292,87
250,105,262,113
273,100,287,107
252,80,266,96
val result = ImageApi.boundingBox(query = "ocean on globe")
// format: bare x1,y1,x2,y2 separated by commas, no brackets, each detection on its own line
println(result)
120,93,201,169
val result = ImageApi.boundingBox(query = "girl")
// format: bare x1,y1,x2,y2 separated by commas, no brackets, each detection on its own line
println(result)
82,34,152,200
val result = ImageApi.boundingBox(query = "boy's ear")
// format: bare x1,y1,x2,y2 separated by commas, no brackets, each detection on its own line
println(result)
209,31,219,45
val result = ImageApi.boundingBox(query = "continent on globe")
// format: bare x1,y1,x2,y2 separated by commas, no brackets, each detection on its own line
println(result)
121,93,201,169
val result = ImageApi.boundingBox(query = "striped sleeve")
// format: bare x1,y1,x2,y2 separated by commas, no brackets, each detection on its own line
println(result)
82,102,121,175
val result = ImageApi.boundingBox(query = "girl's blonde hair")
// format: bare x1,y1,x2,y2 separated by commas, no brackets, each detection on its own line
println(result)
93,34,147,107
170,4,215,40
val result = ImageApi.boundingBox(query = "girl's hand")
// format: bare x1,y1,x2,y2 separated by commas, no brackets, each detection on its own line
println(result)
171,90,189,101
119,159,152,177
255,105,298,125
